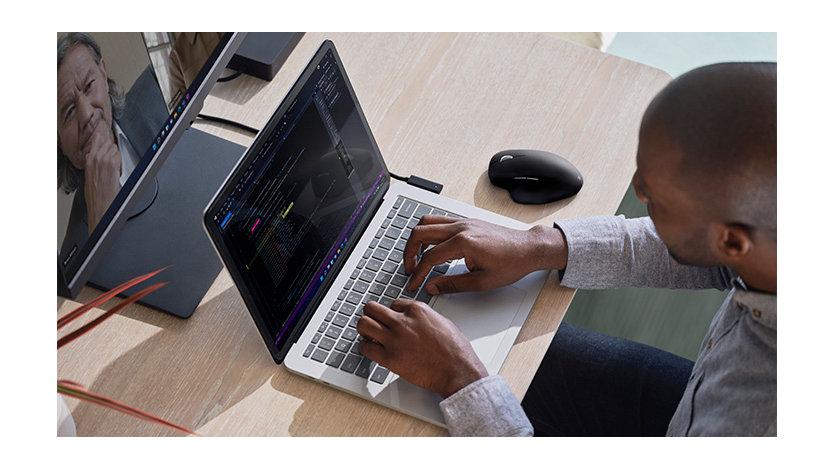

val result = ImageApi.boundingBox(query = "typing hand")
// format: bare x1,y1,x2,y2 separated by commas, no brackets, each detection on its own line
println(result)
403,215,567,295
357,299,487,398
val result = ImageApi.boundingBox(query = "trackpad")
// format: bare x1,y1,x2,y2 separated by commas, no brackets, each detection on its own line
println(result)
431,268,526,373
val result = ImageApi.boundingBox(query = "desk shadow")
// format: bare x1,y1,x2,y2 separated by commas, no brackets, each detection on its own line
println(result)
472,170,575,225
69,286,280,436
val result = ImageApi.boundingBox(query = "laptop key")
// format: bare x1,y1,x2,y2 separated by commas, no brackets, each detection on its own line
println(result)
352,280,370,293
303,343,315,358
340,354,362,373
382,261,398,273
432,262,451,274
366,259,382,272
416,289,432,304
339,303,356,316
384,285,401,299
342,328,358,341
359,270,376,283
355,357,375,378
319,336,336,351
326,351,346,368
388,250,403,263
369,282,386,296
378,237,395,250
346,291,363,305
332,314,349,328
379,296,396,307
335,339,351,353
391,274,407,287
372,248,388,261
325,325,343,340
370,366,391,384
311,348,329,363
414,204,432,219
398,200,417,217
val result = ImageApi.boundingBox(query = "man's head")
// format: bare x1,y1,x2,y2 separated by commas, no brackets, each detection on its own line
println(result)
632,62,776,274
57,33,124,194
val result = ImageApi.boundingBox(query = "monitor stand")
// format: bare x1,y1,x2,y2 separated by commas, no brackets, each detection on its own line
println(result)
88,128,245,318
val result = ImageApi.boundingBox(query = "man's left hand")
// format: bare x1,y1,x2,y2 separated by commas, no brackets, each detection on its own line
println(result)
357,300,488,398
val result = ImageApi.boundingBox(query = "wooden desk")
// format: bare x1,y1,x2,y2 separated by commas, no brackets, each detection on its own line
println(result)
57,32,670,436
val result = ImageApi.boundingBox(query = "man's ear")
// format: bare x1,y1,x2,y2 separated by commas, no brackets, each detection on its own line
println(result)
712,222,754,262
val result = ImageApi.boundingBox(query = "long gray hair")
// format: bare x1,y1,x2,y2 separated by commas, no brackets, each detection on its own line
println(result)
57,32,126,194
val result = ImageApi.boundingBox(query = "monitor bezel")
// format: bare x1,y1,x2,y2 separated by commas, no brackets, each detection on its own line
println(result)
58,32,246,298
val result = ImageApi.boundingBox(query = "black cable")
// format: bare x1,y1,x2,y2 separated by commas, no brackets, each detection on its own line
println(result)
196,113,259,135
389,172,408,182
217,70,244,83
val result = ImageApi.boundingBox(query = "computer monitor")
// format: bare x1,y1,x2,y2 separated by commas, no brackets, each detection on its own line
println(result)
57,32,246,317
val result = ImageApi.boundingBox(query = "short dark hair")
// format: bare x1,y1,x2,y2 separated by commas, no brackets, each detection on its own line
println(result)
643,62,777,240
57,32,125,194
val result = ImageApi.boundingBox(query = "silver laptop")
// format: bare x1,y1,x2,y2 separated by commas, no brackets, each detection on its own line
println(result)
203,40,547,427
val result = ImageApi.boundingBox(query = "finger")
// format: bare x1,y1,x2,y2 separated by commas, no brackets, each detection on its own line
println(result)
362,301,400,329
357,338,386,364
425,270,489,295
406,236,466,290
389,298,416,313
403,216,460,273
356,314,390,345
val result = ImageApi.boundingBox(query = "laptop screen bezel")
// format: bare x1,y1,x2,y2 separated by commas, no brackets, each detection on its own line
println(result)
203,39,391,364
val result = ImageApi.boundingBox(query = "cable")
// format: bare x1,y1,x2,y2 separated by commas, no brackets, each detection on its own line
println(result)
195,113,259,135
389,172,408,182
217,70,244,83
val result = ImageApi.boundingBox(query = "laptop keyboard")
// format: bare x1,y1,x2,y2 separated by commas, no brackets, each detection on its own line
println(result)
302,196,460,384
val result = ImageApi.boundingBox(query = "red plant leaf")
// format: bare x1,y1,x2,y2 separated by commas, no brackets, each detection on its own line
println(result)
58,266,169,330
58,282,167,350
57,380,199,436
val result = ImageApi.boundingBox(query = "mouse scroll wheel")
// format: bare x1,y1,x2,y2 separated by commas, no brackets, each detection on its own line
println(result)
499,155,514,162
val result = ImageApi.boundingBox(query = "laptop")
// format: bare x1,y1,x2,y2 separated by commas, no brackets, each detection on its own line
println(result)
203,40,548,427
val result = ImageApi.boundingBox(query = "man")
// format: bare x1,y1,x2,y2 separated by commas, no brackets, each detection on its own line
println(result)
58,33,140,242
356,62,777,436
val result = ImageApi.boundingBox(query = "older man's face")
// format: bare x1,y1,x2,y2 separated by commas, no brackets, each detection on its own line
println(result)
57,44,113,170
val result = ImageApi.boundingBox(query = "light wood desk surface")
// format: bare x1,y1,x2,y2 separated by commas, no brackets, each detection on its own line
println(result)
57,32,670,436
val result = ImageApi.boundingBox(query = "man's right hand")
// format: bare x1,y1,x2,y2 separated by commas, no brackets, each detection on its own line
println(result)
403,215,569,294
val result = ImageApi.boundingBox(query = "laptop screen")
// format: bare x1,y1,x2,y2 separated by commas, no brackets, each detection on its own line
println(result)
207,43,388,357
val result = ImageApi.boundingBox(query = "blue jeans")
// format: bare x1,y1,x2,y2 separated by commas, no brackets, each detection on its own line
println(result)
520,322,694,436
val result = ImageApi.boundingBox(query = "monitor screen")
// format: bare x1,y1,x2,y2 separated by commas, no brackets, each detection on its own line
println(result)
57,32,242,298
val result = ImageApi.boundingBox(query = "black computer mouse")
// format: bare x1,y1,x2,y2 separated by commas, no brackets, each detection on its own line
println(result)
488,149,583,204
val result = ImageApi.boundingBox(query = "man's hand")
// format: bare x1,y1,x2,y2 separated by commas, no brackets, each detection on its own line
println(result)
403,215,568,294
357,299,488,398
82,121,122,233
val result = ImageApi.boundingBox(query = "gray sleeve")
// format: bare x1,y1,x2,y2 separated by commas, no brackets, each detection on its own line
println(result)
556,215,735,291
439,375,533,436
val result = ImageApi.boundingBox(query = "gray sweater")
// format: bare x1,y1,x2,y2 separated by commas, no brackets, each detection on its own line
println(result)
438,215,777,436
